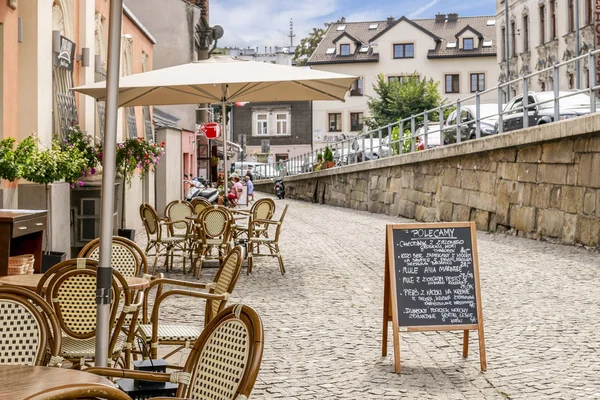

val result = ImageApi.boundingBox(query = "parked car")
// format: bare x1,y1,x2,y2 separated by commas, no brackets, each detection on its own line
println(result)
443,104,501,144
415,122,443,149
253,164,277,179
496,91,600,133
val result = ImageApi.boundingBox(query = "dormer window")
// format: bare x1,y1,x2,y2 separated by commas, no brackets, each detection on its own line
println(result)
340,44,351,56
463,38,474,50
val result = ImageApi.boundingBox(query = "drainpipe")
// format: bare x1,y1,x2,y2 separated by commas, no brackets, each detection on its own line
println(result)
575,0,580,89
505,0,510,101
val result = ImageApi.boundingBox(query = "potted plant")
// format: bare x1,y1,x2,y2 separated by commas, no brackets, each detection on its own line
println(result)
0,137,34,207
314,153,323,171
62,126,101,181
114,137,165,240
324,145,335,169
19,134,88,270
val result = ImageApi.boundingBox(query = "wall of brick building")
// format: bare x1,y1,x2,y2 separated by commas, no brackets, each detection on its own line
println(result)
254,114,600,248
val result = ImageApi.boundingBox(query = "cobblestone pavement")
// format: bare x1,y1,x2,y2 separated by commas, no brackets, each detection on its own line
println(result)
140,193,600,399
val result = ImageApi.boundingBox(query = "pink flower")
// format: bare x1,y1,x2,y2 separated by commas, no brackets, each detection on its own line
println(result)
90,167,96,175
77,181,84,187
70,183,75,189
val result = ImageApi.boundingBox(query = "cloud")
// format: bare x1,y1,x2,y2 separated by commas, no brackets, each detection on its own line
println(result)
211,0,338,49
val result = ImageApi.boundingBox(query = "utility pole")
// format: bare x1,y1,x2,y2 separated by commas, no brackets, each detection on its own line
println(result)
288,19,296,47
505,0,511,101
575,0,581,89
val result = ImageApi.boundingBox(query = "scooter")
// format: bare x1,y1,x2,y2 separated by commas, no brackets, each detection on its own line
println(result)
274,178,285,199
184,177,219,204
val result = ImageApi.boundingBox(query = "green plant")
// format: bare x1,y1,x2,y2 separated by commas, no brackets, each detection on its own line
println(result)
62,126,100,177
391,126,416,155
114,137,165,228
323,146,334,162
20,134,88,252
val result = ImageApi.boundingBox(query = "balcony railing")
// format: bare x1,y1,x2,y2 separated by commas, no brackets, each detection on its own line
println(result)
258,49,600,180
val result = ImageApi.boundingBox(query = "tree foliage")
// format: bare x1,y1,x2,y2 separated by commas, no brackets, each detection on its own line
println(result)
294,17,346,66
366,73,443,130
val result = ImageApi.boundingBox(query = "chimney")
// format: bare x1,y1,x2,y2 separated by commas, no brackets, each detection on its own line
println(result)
447,13,458,22
387,16,395,26
270,46,272,53
435,13,446,23
265,46,267,53
256,47,259,53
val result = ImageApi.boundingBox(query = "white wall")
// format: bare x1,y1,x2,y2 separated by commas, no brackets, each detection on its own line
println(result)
18,0,53,144
311,19,499,146
155,127,182,217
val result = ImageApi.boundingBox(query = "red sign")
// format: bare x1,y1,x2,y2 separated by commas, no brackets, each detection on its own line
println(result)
199,122,221,139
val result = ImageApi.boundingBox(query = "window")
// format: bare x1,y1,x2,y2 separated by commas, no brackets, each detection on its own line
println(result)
393,43,414,59
388,75,418,84
523,15,529,52
550,0,556,39
369,23,379,30
350,77,363,96
328,113,342,132
470,73,485,92
540,5,546,44
511,21,516,57
325,47,336,54
568,0,574,32
463,38,474,50
340,44,351,56
501,27,506,61
445,74,459,93
350,112,364,131
256,114,268,135
276,113,289,135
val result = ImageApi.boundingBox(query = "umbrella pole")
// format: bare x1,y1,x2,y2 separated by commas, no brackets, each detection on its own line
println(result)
222,86,228,206
95,0,123,367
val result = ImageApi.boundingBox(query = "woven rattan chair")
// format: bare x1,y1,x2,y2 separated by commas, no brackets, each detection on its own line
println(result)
39,258,142,369
78,237,158,366
140,203,189,274
190,197,212,215
88,304,264,400
78,236,148,277
232,198,276,241
23,383,133,400
137,246,244,360
190,206,233,279
0,286,63,367
248,204,289,275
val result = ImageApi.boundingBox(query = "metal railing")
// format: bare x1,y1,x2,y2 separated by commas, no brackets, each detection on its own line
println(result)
258,49,600,180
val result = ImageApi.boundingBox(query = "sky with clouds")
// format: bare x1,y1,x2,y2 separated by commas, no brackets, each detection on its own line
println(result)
211,0,497,50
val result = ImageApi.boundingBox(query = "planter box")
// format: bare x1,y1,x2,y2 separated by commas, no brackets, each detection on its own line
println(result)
118,229,136,241
42,251,66,273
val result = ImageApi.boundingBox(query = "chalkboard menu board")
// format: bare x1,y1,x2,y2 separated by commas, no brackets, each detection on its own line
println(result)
392,226,477,327
382,222,486,373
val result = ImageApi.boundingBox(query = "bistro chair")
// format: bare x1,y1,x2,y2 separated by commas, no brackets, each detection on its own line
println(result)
190,206,233,278
232,197,276,241
78,236,149,277
248,204,289,275
190,197,212,215
0,286,63,367
137,246,245,360
140,203,189,274
88,304,264,400
40,258,143,369
78,236,159,365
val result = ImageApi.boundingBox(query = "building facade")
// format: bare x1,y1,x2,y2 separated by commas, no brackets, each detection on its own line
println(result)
231,101,312,164
496,0,595,95
308,14,498,148
0,1,155,256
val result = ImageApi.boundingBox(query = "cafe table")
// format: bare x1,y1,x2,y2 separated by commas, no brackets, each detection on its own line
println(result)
0,365,117,398
0,274,149,292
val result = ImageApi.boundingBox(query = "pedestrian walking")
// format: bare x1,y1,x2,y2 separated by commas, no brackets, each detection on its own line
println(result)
245,175,254,202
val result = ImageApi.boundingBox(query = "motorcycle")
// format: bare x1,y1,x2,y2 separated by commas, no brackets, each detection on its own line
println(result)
274,178,285,199
184,176,219,204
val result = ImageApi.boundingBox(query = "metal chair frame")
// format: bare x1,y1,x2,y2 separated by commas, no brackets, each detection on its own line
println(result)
190,206,233,279
247,204,289,275
88,304,264,400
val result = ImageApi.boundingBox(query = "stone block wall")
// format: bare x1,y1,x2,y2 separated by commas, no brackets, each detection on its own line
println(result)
255,114,600,248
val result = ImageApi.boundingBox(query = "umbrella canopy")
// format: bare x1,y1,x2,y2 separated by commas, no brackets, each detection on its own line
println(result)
74,56,357,106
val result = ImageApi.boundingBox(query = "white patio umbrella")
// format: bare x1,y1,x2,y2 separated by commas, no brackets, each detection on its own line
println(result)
74,54,356,364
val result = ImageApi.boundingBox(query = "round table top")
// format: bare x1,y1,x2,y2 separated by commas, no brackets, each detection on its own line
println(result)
0,365,114,398
0,274,149,291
